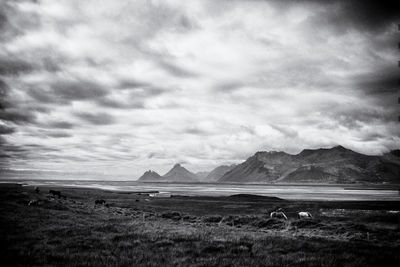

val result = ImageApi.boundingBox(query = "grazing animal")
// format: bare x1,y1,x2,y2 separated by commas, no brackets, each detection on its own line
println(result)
34,187,40,193
270,211,288,220
298,211,313,219
49,190,62,198
95,199,106,205
28,200,40,206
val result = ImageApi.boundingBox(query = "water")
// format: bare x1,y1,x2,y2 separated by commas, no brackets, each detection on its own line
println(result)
1,170,399,201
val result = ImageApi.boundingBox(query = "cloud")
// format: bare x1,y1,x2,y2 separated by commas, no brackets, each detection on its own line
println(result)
74,112,116,125
158,60,198,78
355,68,399,95
27,78,109,104
47,121,75,129
51,79,108,100
0,124,15,134
96,97,145,109
0,108,37,124
0,56,33,76
44,131,72,138
0,0,398,175
274,0,399,33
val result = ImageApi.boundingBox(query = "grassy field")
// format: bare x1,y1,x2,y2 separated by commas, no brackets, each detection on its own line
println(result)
1,183,400,266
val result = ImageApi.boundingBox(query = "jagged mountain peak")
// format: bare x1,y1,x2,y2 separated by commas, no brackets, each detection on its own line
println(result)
172,163,183,168
162,163,198,182
138,169,162,181
297,145,356,156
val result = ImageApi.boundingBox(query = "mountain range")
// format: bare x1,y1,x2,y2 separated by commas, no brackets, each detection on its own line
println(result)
220,146,400,184
204,164,236,181
138,164,199,183
138,146,400,184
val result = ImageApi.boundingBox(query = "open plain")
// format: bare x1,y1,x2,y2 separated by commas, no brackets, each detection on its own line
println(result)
1,183,400,266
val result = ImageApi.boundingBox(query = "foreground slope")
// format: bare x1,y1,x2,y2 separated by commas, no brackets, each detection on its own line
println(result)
2,184,400,266
219,146,400,184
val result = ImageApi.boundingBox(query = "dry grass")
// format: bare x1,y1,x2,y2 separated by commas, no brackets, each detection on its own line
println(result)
1,184,400,266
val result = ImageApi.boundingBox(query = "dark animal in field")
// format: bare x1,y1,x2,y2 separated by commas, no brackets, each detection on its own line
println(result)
49,190,62,198
298,211,313,219
270,211,288,220
95,199,106,205
34,187,40,193
28,200,40,206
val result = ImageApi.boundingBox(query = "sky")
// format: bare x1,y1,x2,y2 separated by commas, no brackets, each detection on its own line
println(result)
0,0,399,178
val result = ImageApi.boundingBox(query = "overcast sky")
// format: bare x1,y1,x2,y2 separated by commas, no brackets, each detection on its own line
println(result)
0,0,399,177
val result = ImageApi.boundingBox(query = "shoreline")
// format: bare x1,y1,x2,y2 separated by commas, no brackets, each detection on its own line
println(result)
1,180,399,202
3,182,400,206
2,178,400,188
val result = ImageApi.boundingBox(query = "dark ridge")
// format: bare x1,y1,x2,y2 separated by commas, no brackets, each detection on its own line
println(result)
390,150,400,157
227,194,285,201
219,145,400,184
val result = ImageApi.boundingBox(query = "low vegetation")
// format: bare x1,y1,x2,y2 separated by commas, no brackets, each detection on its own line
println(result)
1,183,400,266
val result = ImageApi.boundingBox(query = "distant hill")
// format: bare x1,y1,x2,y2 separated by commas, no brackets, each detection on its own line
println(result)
162,164,198,182
219,145,400,184
137,170,162,182
205,164,236,182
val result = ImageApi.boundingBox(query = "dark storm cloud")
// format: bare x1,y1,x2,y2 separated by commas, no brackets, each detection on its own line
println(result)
28,79,109,104
0,137,27,158
27,87,62,104
0,79,40,124
74,112,115,125
0,79,9,110
360,132,386,142
0,137,59,162
52,80,108,100
24,144,61,152
96,97,145,109
0,108,37,124
0,57,33,76
118,79,149,90
355,69,399,95
274,0,400,32
95,84,167,109
44,131,72,138
0,124,15,135
0,0,41,41
335,0,400,31
0,7,8,30
323,106,392,130
47,121,75,129
41,57,62,73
